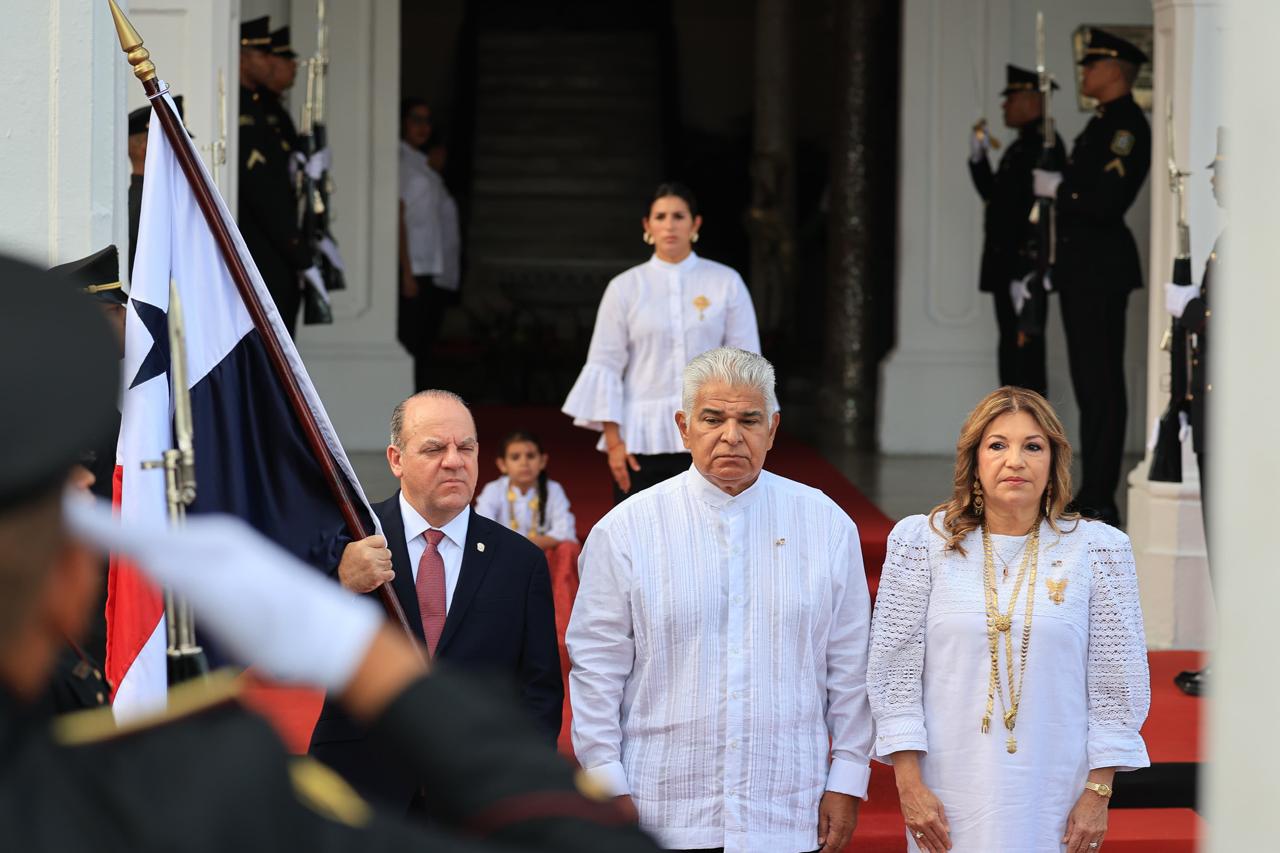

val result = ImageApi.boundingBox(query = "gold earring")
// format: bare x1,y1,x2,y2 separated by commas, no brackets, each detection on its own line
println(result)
972,479,984,515
691,232,700,243
1043,486,1052,518
643,232,654,245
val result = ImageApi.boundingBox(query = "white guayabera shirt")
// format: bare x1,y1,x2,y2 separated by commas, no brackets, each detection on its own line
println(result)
562,252,761,455
567,467,874,853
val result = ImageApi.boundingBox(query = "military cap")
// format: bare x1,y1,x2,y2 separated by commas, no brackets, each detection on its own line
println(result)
128,95,185,137
0,255,119,510
240,16,272,52
49,245,127,309
270,26,298,59
1001,63,1059,96
1078,28,1149,67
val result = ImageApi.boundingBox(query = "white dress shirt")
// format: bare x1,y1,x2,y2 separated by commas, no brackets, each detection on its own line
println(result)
867,514,1150,852
561,253,761,455
473,476,578,543
567,467,874,852
399,492,471,609
399,140,448,278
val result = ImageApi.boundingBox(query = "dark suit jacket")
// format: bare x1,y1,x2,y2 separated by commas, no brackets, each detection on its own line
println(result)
309,494,563,812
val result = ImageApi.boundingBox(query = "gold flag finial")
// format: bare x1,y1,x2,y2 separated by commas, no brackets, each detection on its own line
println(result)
107,0,157,82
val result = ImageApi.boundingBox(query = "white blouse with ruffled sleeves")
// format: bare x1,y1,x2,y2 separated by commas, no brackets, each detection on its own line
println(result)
561,252,760,455
867,514,1150,853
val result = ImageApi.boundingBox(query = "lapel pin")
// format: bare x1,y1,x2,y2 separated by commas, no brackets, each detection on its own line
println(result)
775,538,786,546
476,542,485,553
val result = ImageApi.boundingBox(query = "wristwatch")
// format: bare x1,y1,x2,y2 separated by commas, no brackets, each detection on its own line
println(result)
1084,782,1113,798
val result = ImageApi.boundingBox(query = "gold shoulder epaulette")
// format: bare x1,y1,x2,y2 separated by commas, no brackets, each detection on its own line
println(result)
289,757,373,827
53,669,240,746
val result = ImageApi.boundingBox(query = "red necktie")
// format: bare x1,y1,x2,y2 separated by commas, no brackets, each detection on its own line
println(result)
416,529,447,656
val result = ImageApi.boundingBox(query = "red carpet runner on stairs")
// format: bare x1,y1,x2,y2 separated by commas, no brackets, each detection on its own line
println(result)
240,405,1201,851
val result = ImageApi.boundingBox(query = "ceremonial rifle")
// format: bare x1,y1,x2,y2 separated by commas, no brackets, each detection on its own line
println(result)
309,0,347,295
107,0,420,648
297,51,333,325
1149,96,1192,482
141,282,209,685
1023,11,1059,341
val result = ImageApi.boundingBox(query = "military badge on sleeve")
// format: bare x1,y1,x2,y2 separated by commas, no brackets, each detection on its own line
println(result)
1110,130,1136,156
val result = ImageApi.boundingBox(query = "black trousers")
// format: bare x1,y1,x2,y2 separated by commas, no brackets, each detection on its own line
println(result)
612,452,691,505
1059,284,1130,522
265,273,302,340
398,275,451,392
992,285,1049,396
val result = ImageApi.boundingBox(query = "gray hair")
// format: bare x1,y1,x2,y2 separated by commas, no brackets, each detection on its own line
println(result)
389,389,469,448
681,347,779,416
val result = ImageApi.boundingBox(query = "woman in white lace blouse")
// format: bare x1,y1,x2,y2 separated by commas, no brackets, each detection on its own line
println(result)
867,387,1150,853
562,182,760,503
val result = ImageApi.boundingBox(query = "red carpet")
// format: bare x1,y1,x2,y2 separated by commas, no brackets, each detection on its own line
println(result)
241,404,1201,850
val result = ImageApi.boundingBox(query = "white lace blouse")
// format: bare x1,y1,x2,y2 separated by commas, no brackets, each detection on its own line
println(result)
561,253,760,455
867,514,1150,852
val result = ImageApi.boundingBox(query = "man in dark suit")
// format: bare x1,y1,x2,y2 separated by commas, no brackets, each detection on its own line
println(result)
309,389,563,813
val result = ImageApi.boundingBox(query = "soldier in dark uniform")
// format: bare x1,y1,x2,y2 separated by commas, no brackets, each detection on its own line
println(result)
45,245,127,691
126,97,185,278
264,26,301,154
0,252,660,852
1168,129,1225,697
1033,28,1151,526
238,16,308,339
969,64,1066,396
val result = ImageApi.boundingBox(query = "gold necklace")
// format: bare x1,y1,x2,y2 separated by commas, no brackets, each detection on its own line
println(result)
981,522,1040,754
506,485,541,536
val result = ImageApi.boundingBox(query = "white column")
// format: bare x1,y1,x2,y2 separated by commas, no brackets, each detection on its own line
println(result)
1125,0,1223,651
292,0,411,451
0,0,127,267
1208,2,1279,846
882,0,1152,454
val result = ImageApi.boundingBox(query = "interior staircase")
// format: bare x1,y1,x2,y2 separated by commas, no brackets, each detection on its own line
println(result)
459,24,664,401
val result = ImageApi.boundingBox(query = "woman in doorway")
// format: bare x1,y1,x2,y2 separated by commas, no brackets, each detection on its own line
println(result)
562,182,761,503
866,387,1150,852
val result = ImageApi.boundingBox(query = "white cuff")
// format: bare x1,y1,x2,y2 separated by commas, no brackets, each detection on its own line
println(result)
826,757,871,799
582,761,630,796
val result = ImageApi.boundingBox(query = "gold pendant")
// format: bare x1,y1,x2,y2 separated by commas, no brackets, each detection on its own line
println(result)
692,294,710,320
981,715,990,734
1006,736,1017,754
1047,577,1068,605
994,614,1012,633
1004,709,1017,729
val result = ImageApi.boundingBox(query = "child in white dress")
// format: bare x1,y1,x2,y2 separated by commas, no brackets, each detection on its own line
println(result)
474,431,577,549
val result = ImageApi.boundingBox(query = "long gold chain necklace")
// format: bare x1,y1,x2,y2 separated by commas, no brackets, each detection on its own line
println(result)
981,522,1040,754
506,485,542,536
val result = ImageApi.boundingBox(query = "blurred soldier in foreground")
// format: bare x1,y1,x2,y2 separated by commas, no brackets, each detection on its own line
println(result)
1033,28,1151,526
969,64,1065,395
0,253,656,852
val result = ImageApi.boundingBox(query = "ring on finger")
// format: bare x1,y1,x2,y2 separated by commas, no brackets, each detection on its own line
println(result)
914,830,925,839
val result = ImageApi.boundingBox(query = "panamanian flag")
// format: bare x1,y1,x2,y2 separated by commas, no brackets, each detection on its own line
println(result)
107,90,379,721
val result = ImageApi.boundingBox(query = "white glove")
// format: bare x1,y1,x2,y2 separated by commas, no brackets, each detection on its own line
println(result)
65,496,383,692
1033,168,1063,199
1165,282,1199,319
1010,275,1033,315
302,265,330,301
970,127,990,164
306,147,331,182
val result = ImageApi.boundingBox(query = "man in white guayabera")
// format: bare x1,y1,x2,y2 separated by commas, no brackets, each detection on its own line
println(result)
567,347,874,853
